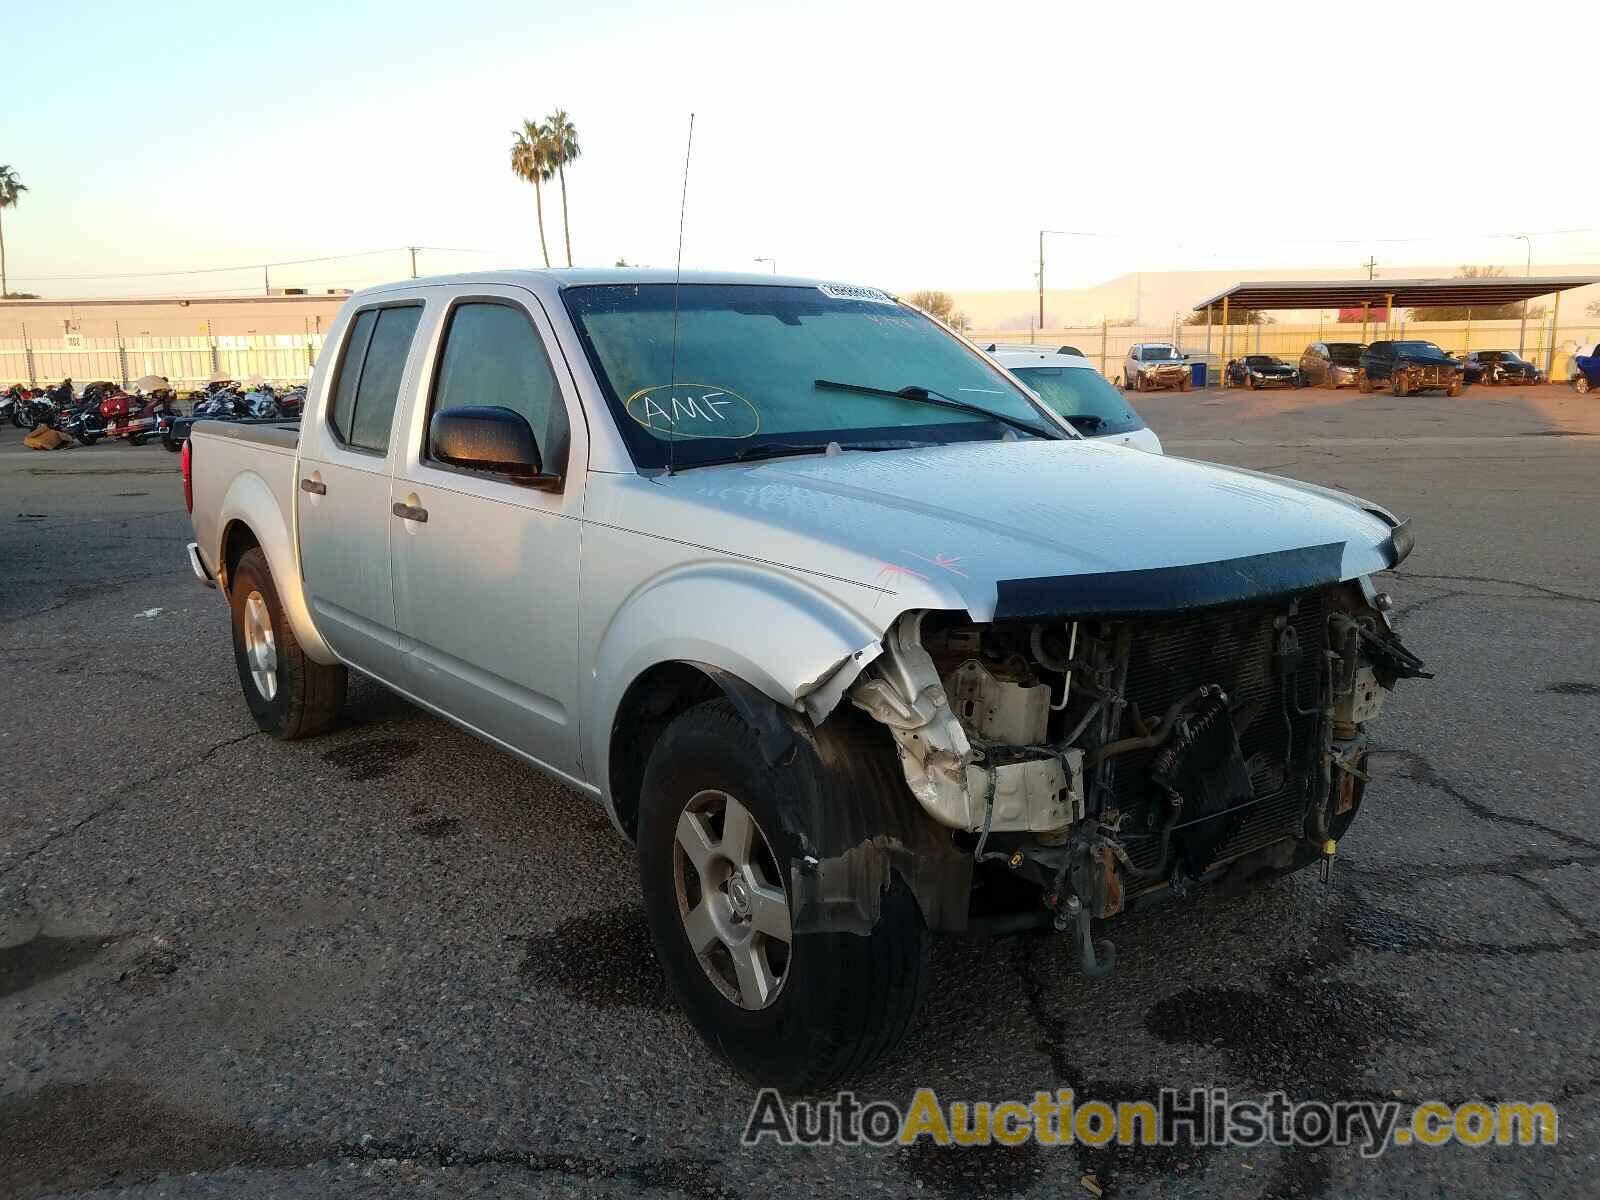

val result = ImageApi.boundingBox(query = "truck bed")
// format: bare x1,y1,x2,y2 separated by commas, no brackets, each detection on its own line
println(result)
188,419,302,588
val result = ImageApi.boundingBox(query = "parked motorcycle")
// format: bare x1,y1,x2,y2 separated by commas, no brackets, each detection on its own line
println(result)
10,378,69,430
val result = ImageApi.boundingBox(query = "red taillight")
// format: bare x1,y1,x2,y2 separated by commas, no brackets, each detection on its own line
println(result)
180,437,194,514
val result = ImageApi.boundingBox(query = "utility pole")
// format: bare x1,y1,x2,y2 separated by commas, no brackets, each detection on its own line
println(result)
1512,234,1531,357
263,264,270,296
408,247,420,279
1362,256,1378,280
1038,231,1045,330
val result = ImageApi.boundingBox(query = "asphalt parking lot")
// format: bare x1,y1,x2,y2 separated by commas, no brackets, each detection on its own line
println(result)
3,381,1598,1200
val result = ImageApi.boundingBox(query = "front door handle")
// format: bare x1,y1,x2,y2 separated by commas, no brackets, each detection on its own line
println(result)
300,478,326,495
392,501,428,524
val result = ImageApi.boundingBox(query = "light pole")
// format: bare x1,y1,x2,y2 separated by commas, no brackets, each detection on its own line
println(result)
1038,230,1110,333
1512,234,1531,357
753,257,776,274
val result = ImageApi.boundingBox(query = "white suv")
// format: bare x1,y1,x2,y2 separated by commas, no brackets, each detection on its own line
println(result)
987,345,1163,452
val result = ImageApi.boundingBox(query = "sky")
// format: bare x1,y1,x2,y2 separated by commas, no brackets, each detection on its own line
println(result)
5,0,1599,300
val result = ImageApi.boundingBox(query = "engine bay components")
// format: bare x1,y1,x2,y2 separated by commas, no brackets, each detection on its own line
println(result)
946,658,1051,745
849,583,1428,974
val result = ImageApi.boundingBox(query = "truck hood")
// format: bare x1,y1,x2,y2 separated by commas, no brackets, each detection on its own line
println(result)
600,439,1402,622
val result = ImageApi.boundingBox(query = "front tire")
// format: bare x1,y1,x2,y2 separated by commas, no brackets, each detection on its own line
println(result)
638,699,930,1090
229,547,346,739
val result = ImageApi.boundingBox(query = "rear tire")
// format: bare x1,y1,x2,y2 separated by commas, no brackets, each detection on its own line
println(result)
637,698,930,1090
229,547,346,739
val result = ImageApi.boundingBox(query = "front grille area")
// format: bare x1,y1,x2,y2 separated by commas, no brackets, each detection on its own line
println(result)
1108,591,1326,885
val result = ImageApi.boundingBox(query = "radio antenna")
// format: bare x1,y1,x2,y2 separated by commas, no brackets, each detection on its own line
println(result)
665,112,695,477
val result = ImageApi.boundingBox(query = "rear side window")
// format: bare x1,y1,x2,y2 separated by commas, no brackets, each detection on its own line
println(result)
328,305,422,454
427,302,570,473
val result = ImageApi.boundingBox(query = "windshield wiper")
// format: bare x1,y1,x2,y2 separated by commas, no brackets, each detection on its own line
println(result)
720,438,933,465
813,378,1061,440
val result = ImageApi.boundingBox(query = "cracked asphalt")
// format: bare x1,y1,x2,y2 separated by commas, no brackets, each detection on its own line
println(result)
2,382,1597,1199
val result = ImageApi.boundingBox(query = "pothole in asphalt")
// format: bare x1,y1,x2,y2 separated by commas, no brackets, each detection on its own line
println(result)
518,903,671,1011
320,736,421,781
0,1080,311,1199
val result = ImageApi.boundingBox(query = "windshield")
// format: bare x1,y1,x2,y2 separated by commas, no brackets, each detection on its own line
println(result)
1479,351,1523,363
561,284,1058,469
1012,366,1145,436
1327,343,1363,363
1245,355,1285,367
1393,341,1448,359
1138,345,1180,361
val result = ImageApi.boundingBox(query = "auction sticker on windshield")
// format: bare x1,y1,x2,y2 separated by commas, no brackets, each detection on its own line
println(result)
625,384,761,439
817,283,895,303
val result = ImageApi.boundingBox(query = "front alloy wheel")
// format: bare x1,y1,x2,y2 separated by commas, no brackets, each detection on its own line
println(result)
638,699,930,1089
674,789,791,1009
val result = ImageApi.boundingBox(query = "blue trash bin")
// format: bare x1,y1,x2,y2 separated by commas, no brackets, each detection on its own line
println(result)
1190,362,1207,388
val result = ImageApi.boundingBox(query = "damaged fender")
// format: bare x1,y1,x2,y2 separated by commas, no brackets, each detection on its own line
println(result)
586,562,890,797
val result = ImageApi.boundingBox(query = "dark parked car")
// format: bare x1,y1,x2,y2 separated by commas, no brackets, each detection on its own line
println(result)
1299,342,1365,389
1459,350,1541,386
1223,354,1299,389
1358,340,1463,397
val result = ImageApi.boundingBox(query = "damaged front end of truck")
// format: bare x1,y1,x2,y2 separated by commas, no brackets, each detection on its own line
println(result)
843,546,1429,976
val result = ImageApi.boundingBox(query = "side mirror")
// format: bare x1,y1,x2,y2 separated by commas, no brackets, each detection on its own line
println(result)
430,405,543,478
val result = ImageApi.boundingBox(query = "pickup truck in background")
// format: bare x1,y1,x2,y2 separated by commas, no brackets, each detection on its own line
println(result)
183,269,1427,1088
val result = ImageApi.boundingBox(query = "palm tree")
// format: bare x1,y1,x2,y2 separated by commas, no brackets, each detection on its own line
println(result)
0,165,27,299
544,109,580,267
509,121,553,267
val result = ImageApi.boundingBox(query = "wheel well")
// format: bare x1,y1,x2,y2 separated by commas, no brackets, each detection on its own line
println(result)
220,520,261,593
608,662,721,840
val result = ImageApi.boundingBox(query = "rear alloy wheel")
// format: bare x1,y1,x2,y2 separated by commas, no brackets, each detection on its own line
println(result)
639,699,929,1089
229,547,347,738
1575,376,1591,395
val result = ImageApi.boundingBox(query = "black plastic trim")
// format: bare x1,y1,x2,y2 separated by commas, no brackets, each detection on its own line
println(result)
993,542,1349,620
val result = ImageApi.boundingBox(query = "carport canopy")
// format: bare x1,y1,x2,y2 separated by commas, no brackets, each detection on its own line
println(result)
1193,276,1600,313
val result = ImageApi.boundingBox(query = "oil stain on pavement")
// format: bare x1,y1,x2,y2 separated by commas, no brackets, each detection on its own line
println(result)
518,903,671,1012
1,929,128,999
320,736,421,782
0,1080,312,1200
897,1138,1045,1198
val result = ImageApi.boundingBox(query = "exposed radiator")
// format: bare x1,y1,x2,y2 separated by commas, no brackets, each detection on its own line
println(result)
1111,591,1326,882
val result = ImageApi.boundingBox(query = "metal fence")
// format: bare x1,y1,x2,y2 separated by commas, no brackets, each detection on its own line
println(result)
0,331,325,389
969,318,1600,385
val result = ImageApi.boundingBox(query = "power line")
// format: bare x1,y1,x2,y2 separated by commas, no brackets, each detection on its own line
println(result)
9,248,412,282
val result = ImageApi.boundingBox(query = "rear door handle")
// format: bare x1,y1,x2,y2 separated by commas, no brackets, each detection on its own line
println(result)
392,502,428,523
300,478,326,495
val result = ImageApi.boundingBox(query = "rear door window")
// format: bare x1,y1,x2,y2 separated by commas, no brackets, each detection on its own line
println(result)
329,305,423,454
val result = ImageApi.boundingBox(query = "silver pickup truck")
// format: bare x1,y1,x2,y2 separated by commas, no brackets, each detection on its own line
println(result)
183,269,1427,1089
